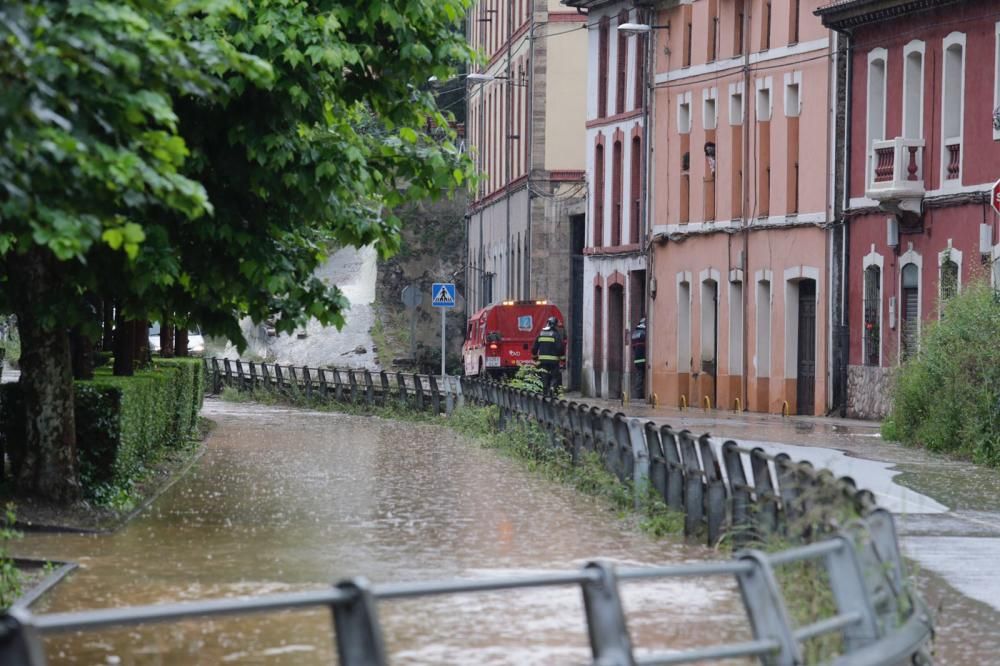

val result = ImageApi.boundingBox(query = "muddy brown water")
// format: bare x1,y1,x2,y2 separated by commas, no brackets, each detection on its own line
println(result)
14,400,751,665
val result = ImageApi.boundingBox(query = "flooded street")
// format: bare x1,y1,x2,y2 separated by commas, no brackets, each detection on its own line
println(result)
14,400,749,665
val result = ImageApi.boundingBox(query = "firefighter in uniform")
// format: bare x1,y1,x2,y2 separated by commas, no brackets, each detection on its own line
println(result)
631,317,647,399
532,316,564,396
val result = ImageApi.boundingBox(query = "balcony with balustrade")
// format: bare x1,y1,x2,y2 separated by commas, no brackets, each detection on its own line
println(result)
866,137,925,215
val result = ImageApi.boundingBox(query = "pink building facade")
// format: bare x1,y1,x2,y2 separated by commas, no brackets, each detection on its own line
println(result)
648,0,834,415
818,0,1000,419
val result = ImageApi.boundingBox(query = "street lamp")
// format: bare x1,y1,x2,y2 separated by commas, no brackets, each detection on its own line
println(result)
616,22,653,35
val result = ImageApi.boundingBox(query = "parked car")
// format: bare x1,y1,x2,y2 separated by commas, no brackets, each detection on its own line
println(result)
149,323,205,355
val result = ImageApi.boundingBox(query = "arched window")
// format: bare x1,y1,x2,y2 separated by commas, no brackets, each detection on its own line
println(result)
593,141,605,247
940,257,958,302
941,33,965,182
902,42,924,139
612,139,623,246
863,265,881,366
901,263,920,360
598,17,610,118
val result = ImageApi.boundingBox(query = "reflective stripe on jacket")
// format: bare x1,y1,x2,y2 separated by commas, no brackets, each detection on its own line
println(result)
532,328,563,363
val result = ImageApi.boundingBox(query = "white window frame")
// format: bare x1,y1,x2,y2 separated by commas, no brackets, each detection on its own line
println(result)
866,48,888,189
677,91,693,134
755,76,773,122
940,32,966,187
783,71,802,118
937,239,963,304
703,87,718,130
902,40,925,140
897,245,923,364
862,245,884,367
728,82,745,126
676,272,693,372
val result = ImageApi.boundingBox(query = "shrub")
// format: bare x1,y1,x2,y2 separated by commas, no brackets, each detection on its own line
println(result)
1,358,205,501
886,279,1000,465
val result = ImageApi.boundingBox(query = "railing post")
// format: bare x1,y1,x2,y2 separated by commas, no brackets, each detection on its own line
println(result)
395,372,408,408
580,562,635,666
332,369,344,402
699,435,727,547
751,448,778,537
261,362,272,390
427,375,441,414
249,362,259,391
822,536,881,652
223,358,233,387
302,367,313,399
0,609,46,666
679,430,704,538
211,358,222,394
235,360,246,391
627,418,650,510
364,370,375,407
318,368,328,398
331,578,388,666
660,426,684,512
413,375,426,411
379,371,390,407
348,370,359,404
722,441,752,548
734,550,801,666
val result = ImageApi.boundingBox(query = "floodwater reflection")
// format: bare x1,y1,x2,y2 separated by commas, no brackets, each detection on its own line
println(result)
15,400,749,664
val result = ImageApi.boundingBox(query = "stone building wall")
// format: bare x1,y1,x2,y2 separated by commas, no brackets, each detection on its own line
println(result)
846,365,894,420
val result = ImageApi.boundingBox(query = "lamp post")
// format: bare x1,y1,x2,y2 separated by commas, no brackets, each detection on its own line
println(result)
617,17,669,403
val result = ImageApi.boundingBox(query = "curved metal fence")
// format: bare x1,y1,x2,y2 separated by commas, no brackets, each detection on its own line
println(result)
5,361,929,665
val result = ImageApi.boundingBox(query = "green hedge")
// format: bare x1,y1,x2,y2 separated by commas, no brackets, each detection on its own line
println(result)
884,280,1000,466
1,358,205,495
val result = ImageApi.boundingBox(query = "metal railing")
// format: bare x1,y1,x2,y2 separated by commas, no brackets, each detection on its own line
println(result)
203,357,463,415
25,363,929,664
0,510,931,665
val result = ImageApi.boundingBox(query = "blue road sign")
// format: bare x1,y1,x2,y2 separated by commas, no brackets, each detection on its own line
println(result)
431,283,456,308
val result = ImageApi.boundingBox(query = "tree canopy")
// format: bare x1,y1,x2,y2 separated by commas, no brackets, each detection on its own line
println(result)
0,0,474,501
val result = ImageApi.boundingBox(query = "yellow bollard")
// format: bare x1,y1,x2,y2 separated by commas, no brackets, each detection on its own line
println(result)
781,400,789,417
733,397,742,413
622,391,629,408
651,392,659,408
703,395,711,412
680,394,687,410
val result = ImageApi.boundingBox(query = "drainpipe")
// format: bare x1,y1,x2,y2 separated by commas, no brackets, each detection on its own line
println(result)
504,1,514,299
836,26,854,416
525,7,537,299
740,0,751,411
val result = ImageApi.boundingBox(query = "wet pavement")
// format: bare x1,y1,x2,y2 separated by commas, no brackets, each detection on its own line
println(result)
14,400,752,665
579,396,1000,663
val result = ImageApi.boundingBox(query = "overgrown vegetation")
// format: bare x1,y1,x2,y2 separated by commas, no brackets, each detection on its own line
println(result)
0,503,21,609
882,279,1000,466
447,405,683,537
504,364,564,398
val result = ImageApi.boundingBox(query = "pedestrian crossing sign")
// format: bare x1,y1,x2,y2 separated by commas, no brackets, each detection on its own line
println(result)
431,282,456,308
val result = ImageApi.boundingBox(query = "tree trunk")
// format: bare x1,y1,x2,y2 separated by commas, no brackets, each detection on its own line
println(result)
102,300,115,352
113,314,135,376
175,328,189,357
133,319,150,368
69,327,94,380
160,319,175,358
7,249,81,503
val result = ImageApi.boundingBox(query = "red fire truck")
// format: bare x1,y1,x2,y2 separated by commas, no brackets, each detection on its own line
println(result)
463,300,566,377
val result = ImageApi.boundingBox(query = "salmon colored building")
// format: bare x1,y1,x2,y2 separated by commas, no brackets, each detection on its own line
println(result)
648,0,835,415
817,0,1000,418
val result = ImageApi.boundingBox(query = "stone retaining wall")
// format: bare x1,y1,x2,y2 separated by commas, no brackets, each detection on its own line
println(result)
846,364,894,420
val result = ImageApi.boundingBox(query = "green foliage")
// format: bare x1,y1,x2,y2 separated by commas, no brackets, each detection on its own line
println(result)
0,317,18,366
1,359,204,506
0,503,22,610
447,406,683,538
885,280,1000,465
505,364,562,397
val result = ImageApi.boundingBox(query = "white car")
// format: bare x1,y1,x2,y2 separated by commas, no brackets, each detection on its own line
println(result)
149,323,205,355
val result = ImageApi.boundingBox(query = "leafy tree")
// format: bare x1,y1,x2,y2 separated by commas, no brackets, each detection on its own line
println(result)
0,0,473,502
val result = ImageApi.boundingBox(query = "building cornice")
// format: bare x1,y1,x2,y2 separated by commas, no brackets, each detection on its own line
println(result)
815,0,963,30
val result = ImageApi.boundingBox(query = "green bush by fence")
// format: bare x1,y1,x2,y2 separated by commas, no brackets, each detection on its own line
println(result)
884,280,1000,465
1,358,204,499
